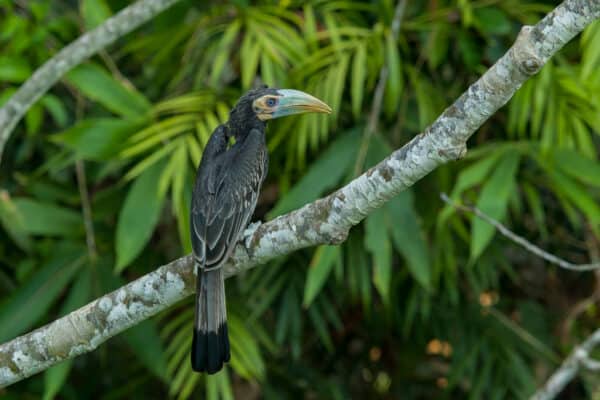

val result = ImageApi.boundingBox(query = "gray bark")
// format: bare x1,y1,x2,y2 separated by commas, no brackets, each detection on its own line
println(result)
531,329,600,400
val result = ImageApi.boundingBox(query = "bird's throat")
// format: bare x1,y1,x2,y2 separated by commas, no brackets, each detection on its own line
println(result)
227,113,266,142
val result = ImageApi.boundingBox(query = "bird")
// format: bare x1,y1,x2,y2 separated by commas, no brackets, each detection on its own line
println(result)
190,87,331,374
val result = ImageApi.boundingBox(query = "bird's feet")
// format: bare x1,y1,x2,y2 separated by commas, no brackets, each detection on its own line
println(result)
243,221,262,248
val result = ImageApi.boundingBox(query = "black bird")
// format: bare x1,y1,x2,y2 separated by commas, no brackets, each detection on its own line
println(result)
190,87,331,374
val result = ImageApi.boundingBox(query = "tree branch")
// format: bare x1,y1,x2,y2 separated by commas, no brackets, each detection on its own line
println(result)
441,191,600,398
440,193,600,271
531,329,600,400
0,0,183,163
0,0,598,389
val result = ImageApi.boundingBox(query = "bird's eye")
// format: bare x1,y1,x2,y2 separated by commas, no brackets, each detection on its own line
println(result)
266,98,277,107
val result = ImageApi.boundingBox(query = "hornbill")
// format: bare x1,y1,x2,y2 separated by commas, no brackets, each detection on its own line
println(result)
190,87,331,374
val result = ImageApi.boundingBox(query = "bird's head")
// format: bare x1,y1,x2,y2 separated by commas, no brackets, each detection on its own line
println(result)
228,87,331,135
249,87,331,121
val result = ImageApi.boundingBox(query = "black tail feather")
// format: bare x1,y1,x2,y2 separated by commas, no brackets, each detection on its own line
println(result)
191,267,230,374
191,324,230,373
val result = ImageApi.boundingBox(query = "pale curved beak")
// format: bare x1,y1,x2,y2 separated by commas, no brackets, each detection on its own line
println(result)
272,89,332,118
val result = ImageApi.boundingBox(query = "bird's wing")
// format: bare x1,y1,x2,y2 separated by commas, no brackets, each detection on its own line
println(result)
191,128,267,269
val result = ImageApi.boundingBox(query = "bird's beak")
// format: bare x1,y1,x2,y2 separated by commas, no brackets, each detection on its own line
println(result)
272,89,332,118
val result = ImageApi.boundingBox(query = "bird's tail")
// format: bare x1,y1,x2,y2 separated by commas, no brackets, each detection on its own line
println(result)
191,265,230,374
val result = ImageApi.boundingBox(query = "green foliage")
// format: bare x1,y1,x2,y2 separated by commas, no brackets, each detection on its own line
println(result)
1,0,600,399
115,161,166,271
303,245,341,307
52,118,140,160
66,63,151,119
0,245,85,343
470,152,520,262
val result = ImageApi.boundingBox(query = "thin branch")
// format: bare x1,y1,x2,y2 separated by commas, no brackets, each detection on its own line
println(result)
531,329,600,400
353,0,408,175
99,50,136,90
440,193,600,271
0,0,598,388
580,355,600,372
560,270,600,341
442,190,600,399
0,0,183,163
75,160,97,262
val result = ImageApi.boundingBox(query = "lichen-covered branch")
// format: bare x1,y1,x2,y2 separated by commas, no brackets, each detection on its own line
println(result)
0,0,598,389
531,329,600,400
0,0,183,162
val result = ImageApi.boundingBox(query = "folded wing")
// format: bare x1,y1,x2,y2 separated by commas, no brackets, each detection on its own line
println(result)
191,128,267,269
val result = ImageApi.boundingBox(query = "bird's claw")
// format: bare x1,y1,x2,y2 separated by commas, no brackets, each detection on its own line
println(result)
243,221,262,248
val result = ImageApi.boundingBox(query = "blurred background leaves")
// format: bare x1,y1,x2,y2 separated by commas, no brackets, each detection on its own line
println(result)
1,0,599,398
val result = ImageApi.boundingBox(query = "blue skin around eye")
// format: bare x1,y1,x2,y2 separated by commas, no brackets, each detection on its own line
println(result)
267,98,276,106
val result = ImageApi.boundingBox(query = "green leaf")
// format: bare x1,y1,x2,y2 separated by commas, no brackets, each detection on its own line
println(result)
522,182,547,239
307,303,334,351
66,63,150,118
158,138,186,196
453,150,504,195
303,245,341,307
458,0,474,27
269,129,360,217
43,361,72,400
240,33,261,89
0,191,32,251
52,118,138,161
547,169,600,235
458,30,480,69
80,0,112,29
384,33,402,116
347,232,371,311
438,149,504,225
351,43,366,118
327,53,350,125
386,190,431,289
123,320,168,381
470,152,520,262
303,4,318,52
581,20,600,80
0,56,31,82
427,23,449,70
260,50,276,87
0,245,84,342
206,374,218,400
25,103,43,135
473,8,512,36
115,161,166,271
13,198,81,236
40,94,68,127
228,315,265,379
551,148,600,188
209,20,241,87
365,207,392,303
216,368,234,400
